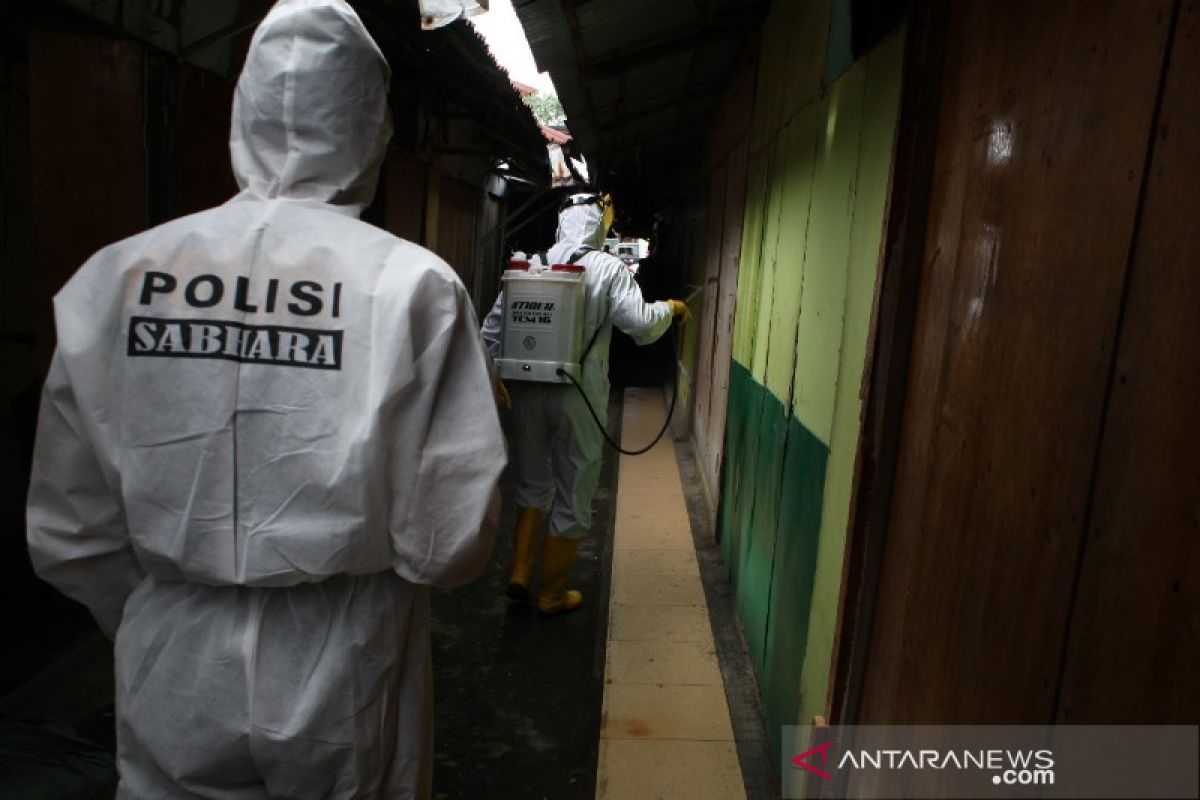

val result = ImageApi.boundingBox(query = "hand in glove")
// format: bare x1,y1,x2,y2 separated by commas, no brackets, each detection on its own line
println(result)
494,377,511,411
666,299,692,324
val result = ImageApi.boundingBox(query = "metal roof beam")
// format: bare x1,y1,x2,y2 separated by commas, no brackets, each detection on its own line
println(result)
591,84,726,131
555,0,601,151
581,18,759,80
178,9,268,59
610,126,707,156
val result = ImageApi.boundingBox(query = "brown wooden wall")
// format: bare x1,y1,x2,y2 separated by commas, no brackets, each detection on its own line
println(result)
855,0,1198,725
1054,3,1200,725
176,66,239,217
1,53,36,402
384,155,427,245
1,29,151,691
0,48,42,653
435,174,480,288
691,60,755,508
30,31,147,370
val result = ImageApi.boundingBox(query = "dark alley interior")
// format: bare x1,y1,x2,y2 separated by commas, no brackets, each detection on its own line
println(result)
2,0,1197,798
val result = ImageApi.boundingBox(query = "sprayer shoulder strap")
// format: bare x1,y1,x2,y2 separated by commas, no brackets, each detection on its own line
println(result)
536,246,592,267
574,245,611,365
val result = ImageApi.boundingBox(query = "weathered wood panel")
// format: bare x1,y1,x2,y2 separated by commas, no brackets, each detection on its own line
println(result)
1,55,36,380
176,65,238,216
29,30,146,369
858,0,1176,723
706,134,749,500
1056,2,1200,725
435,174,479,286
692,59,754,508
692,162,727,498
384,155,427,246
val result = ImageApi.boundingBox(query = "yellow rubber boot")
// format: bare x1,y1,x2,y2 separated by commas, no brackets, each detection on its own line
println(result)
507,507,545,603
537,535,583,614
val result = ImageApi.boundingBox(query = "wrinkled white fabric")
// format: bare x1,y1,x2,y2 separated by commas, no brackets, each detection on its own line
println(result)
505,381,601,537
481,197,671,534
26,1,505,797
231,0,392,212
114,574,432,799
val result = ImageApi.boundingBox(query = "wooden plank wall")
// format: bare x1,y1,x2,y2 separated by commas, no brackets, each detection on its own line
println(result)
434,174,479,288
29,31,147,372
856,0,1197,725
0,53,36,407
693,166,727,470
176,66,238,217
1055,2,1200,725
691,60,754,512
384,155,427,245
1,29,149,691
719,3,907,749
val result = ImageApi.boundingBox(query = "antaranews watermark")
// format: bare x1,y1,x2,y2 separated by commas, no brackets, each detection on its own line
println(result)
782,725,1198,798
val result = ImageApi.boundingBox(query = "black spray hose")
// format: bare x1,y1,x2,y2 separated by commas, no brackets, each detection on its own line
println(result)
554,324,680,456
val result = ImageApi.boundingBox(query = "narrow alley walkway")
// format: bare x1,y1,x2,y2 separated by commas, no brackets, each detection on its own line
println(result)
426,395,619,799
597,387,744,798
429,387,773,799
4,2,1198,798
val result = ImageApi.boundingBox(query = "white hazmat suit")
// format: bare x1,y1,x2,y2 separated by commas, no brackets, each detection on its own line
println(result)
481,198,673,537
26,1,505,796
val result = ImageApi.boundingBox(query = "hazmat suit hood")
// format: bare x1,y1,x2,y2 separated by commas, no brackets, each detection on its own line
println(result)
556,194,609,250
231,0,393,212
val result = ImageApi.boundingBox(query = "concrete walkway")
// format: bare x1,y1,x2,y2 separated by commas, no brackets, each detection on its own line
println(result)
596,388,746,799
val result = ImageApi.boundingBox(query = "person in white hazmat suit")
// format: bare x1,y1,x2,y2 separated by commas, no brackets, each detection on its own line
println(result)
25,1,506,796
481,194,689,614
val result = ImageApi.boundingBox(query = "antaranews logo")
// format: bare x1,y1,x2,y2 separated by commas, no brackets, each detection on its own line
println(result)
782,725,1199,799
791,739,1053,785
791,741,833,780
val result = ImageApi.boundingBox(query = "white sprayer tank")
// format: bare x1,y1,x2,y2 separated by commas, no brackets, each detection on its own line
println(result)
496,259,587,384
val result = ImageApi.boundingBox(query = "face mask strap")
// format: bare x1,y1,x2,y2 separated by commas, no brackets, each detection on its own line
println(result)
560,194,602,211
560,193,615,234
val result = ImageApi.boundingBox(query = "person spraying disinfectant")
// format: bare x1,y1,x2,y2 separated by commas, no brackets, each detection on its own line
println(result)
481,192,690,614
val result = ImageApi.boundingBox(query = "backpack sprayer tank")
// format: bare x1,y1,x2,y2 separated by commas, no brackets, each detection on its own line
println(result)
495,256,588,384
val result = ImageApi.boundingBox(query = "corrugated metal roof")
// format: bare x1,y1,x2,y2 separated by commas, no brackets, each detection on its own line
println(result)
513,0,768,215
540,123,572,145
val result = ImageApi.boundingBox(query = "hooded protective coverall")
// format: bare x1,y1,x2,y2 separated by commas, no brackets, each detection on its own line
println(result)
25,2,505,797
481,199,673,538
